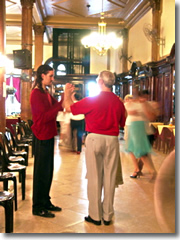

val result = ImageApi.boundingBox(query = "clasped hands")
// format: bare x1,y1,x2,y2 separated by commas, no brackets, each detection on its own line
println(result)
64,83,75,97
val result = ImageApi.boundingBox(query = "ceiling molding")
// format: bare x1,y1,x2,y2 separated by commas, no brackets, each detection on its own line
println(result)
44,16,125,30
52,5,85,17
125,1,152,28
5,0,153,45
107,0,126,8
33,1,44,23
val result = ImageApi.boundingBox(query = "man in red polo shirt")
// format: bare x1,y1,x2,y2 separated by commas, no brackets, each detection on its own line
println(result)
64,70,126,226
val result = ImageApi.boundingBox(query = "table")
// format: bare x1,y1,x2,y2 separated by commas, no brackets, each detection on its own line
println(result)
150,122,164,129
173,129,175,136
157,125,175,135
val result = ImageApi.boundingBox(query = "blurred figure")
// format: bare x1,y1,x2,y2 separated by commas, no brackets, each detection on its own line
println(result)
57,110,71,147
123,94,133,141
56,91,72,147
56,110,65,145
124,94,133,103
125,86,157,180
70,92,85,154
64,70,126,226
138,90,161,174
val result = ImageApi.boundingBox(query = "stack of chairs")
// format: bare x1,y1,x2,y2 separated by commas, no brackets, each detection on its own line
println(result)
11,120,33,157
0,119,33,233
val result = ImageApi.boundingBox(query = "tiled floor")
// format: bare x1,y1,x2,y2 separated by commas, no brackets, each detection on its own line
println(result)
0,135,175,235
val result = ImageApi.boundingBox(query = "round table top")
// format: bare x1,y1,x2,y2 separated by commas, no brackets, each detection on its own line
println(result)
0,191,14,202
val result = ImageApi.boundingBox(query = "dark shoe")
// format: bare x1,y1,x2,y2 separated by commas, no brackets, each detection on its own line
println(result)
103,218,111,225
33,209,55,218
130,171,141,178
46,204,62,212
84,215,101,225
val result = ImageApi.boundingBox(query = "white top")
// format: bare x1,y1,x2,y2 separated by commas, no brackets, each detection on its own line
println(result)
70,112,85,121
125,101,146,125
125,100,157,135
56,111,71,123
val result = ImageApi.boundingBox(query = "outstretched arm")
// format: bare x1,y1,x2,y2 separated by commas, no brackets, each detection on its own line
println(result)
64,83,75,112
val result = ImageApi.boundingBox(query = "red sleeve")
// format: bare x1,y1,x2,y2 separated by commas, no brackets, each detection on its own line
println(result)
119,102,126,128
30,90,63,124
70,97,92,115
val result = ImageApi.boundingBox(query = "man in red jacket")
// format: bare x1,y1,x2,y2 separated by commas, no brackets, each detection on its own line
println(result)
64,70,126,226
30,64,63,218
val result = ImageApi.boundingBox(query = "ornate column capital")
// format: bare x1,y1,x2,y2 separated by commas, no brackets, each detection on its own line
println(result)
33,24,45,35
20,0,35,9
150,0,161,11
120,28,129,39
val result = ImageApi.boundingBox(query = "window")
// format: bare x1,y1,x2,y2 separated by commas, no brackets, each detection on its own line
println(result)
57,64,66,76
53,29,91,76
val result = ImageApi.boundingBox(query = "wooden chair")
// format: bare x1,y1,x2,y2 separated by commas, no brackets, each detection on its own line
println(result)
157,127,173,154
168,132,175,153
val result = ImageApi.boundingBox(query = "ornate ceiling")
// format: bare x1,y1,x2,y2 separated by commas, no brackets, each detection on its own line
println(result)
6,0,152,44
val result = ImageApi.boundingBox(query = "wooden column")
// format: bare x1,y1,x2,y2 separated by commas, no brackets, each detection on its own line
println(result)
151,0,162,61
20,0,35,121
33,24,45,71
0,0,6,133
121,28,129,73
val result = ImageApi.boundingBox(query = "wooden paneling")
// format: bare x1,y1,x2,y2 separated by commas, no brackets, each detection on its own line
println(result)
117,53,175,123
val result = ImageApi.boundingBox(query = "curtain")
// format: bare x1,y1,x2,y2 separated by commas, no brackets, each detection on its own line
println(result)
12,77,21,103
6,77,11,86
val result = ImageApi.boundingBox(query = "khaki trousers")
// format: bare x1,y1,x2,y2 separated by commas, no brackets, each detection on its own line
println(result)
85,133,120,221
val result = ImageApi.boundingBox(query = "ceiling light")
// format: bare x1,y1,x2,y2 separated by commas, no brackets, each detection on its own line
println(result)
81,1,123,56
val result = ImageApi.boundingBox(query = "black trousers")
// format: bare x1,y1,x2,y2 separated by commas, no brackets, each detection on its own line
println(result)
32,135,54,211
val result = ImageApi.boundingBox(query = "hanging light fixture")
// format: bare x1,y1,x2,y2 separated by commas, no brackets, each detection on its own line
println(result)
81,0,123,56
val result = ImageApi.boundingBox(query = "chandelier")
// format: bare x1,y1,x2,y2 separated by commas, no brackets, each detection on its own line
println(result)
81,1,123,56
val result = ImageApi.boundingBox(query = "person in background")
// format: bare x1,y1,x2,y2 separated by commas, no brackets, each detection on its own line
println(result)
137,89,160,175
123,94,133,141
30,64,63,218
56,110,65,145
70,92,85,154
57,109,71,147
125,88,157,180
64,70,126,226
